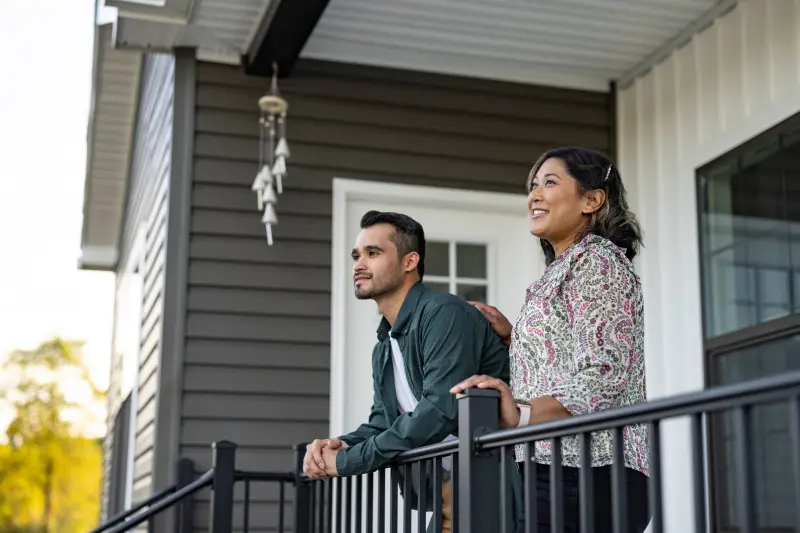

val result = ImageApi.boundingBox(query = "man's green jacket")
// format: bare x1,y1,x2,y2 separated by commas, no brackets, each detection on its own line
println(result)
335,281,510,477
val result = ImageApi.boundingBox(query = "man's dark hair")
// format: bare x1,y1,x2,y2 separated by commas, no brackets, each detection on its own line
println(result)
360,210,426,280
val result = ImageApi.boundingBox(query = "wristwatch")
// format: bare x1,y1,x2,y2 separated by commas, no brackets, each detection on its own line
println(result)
516,402,531,427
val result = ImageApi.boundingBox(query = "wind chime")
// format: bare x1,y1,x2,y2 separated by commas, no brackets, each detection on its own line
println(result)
252,62,290,245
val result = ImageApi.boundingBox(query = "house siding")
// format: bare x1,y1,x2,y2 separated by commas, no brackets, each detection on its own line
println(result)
180,58,612,530
101,51,174,518
617,1,800,531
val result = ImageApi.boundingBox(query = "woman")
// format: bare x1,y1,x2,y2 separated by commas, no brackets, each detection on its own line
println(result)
451,147,651,533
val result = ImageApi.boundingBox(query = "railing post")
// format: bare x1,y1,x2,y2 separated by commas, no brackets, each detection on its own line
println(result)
209,441,236,533
457,388,501,533
293,443,313,533
177,458,196,533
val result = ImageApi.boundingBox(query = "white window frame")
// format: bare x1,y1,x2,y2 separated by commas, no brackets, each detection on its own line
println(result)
423,239,494,304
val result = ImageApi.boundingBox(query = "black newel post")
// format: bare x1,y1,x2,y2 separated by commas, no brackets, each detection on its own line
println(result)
457,388,501,533
177,458,196,533
209,440,236,533
293,443,313,533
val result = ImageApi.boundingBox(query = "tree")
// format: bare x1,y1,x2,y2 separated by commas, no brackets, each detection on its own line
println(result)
0,337,106,533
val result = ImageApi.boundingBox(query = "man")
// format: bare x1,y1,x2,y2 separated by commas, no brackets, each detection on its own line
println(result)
302,210,509,531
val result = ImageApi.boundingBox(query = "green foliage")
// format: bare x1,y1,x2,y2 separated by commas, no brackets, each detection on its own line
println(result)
0,337,106,533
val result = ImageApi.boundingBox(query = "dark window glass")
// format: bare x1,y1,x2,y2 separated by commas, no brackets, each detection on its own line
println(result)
456,244,487,279
712,334,800,529
426,241,449,277
698,127,800,338
456,284,487,302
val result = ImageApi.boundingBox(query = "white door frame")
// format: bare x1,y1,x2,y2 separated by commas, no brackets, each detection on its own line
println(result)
329,177,529,435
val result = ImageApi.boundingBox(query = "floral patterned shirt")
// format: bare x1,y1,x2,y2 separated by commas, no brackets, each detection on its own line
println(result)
509,233,649,477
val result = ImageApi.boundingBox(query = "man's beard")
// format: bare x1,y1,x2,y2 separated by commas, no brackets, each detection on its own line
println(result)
354,275,402,300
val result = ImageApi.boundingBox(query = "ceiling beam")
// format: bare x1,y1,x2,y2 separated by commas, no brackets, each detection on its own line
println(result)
244,0,330,77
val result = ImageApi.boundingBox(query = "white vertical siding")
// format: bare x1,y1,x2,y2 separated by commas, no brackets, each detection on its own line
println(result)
618,1,800,531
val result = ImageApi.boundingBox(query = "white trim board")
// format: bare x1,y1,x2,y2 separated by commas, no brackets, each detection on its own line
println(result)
328,178,530,435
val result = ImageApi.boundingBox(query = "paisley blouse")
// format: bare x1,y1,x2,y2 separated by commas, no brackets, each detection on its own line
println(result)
509,233,649,477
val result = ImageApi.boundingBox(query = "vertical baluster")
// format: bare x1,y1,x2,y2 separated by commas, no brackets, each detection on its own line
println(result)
451,456,459,533
432,457,443,533
336,477,343,533
355,475,363,533
551,437,564,533
404,464,412,533
691,414,707,533
611,427,627,533
366,471,374,533
578,433,593,533
345,477,352,533
243,480,251,533
418,460,428,533
648,422,663,533
318,481,325,533
390,467,399,533
734,406,757,533
310,480,317,533
378,469,386,533
524,442,537,533
790,396,800,533
327,479,334,533
501,446,511,533
278,480,286,533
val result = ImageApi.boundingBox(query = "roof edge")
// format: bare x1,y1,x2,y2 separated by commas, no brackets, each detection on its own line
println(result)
80,18,143,271
78,245,119,271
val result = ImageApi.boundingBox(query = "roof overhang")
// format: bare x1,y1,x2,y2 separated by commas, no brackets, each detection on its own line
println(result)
81,0,741,270
80,21,142,271
80,0,279,270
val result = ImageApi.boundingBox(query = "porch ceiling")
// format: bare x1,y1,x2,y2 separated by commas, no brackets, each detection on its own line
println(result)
301,0,733,91
80,0,740,270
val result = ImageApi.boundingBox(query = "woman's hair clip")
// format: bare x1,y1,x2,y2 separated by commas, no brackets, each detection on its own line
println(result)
604,165,612,182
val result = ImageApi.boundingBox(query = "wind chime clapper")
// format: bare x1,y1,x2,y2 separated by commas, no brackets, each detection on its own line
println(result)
254,61,290,246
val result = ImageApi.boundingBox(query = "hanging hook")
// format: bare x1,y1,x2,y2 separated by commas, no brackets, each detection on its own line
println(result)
270,61,279,94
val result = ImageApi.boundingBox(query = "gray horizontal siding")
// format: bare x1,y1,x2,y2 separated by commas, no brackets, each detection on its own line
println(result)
101,51,174,520
181,58,611,531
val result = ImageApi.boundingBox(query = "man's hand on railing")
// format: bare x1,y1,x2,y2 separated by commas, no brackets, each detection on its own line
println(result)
303,437,348,479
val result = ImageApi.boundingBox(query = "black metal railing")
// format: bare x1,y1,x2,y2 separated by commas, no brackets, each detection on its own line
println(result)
293,369,800,533
90,369,800,533
90,457,199,533
89,441,296,533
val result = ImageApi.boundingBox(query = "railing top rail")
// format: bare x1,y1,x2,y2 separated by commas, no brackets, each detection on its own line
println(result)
395,439,459,464
88,483,178,533
477,368,800,449
101,469,215,533
236,470,295,483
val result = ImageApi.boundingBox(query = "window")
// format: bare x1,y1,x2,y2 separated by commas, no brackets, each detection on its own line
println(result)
423,240,491,303
697,112,800,531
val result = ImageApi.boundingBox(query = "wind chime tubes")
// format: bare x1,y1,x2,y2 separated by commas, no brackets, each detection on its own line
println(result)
253,62,290,245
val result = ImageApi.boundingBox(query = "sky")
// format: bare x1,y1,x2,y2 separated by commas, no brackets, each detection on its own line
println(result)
0,0,114,437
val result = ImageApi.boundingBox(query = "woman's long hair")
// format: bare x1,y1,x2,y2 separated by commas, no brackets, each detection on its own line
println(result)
526,146,643,265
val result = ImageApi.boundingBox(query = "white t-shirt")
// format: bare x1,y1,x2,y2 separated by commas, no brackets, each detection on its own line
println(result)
389,331,457,470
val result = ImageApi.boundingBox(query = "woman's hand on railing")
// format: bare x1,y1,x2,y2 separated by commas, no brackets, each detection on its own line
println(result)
450,375,521,428
468,301,513,346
